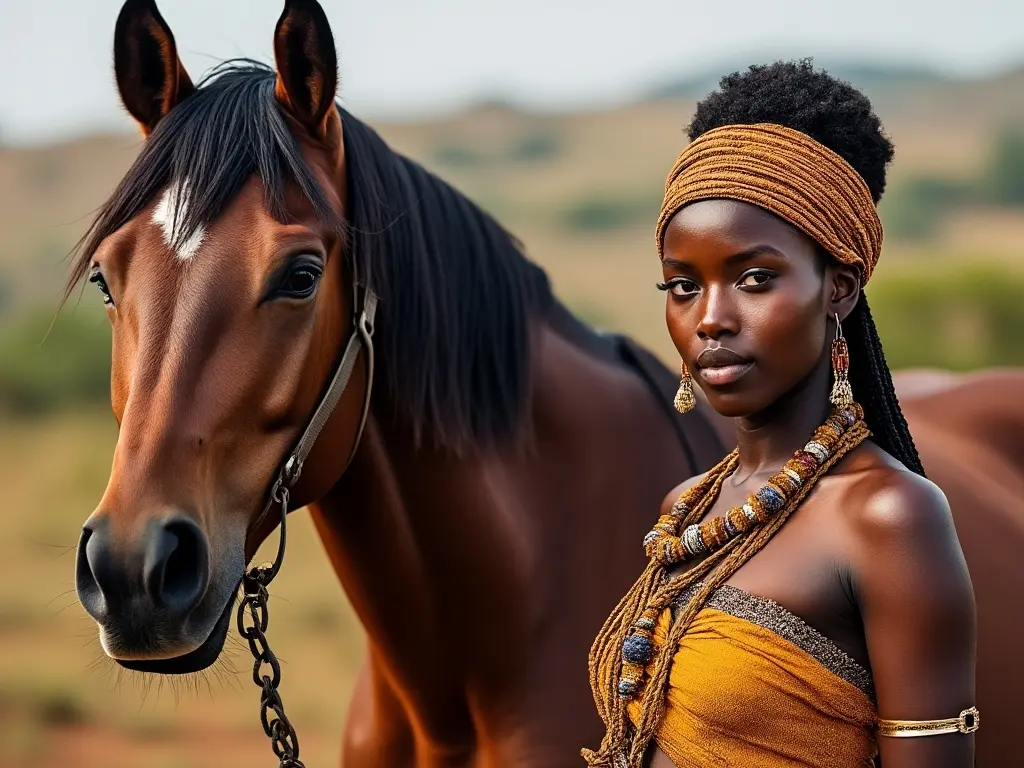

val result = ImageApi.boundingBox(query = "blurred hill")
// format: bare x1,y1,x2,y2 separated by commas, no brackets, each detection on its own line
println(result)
645,57,1024,104
3,59,1024,385
2,60,1024,315
2,60,1024,313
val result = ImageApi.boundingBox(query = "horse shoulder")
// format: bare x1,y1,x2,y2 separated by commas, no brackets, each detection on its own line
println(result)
901,368,1024,463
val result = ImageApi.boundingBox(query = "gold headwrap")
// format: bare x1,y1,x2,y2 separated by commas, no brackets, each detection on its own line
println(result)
655,123,883,282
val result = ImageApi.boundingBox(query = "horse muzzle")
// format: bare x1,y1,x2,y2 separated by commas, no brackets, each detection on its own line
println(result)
76,513,240,672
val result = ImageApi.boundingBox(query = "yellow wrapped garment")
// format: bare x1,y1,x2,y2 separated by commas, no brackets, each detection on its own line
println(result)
626,584,878,768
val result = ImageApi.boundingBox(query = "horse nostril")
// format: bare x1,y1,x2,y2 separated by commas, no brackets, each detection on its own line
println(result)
76,523,107,622
143,517,210,620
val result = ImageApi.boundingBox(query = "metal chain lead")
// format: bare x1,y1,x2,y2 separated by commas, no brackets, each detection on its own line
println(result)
234,285,377,766
236,482,305,768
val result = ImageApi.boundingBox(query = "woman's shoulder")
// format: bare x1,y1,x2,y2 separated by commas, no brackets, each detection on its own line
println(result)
834,442,974,625
834,441,953,548
834,444,976,714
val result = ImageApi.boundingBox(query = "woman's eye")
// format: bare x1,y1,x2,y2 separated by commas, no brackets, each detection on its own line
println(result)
738,270,775,289
89,271,114,305
279,265,322,299
657,279,699,297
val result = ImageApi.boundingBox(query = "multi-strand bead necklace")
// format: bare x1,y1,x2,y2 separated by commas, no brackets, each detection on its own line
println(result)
617,402,866,700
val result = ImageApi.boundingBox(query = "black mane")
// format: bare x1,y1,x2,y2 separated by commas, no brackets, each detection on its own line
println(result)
67,61,554,452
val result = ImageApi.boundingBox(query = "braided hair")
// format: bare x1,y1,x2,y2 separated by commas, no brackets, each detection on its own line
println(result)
688,58,925,477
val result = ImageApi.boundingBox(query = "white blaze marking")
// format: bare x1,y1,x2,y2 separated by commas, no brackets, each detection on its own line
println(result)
152,181,206,261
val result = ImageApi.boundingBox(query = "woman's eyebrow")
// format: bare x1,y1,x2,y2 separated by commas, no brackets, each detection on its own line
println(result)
661,245,788,271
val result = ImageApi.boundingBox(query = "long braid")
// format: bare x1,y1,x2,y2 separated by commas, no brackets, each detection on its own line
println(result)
846,293,926,476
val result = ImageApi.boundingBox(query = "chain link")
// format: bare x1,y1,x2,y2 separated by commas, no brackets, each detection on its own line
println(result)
237,484,305,768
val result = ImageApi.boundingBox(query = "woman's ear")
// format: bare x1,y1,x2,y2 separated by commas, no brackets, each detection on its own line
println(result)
828,263,862,322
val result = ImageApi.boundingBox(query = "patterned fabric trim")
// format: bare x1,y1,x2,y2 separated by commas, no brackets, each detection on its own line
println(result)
674,582,876,702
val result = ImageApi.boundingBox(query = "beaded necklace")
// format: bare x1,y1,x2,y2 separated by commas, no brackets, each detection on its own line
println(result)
617,402,866,700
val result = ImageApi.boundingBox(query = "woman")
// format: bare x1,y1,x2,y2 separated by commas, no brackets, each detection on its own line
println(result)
582,61,977,768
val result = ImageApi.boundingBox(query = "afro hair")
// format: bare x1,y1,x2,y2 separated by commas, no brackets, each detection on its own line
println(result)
687,59,894,203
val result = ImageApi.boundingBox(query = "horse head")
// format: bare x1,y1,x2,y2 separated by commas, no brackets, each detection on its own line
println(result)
72,0,367,674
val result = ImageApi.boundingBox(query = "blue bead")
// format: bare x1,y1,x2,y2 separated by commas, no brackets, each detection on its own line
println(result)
756,485,784,513
622,635,655,664
618,678,638,698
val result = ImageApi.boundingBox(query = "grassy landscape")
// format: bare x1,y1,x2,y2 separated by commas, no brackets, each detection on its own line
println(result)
2,62,1024,766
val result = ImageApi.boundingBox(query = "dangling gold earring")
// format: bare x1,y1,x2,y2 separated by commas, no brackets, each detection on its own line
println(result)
830,312,854,408
674,362,696,414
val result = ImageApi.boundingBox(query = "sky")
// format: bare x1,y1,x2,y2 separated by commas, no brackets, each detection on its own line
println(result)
3,0,1024,145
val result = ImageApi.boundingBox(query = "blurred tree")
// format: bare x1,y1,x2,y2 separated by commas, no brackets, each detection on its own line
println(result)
0,308,111,415
560,190,663,232
983,125,1024,206
0,270,10,315
869,263,1024,370
433,144,484,168
506,131,561,164
880,175,976,241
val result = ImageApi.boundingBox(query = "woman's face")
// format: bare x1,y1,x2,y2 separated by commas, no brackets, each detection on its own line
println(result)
660,199,858,419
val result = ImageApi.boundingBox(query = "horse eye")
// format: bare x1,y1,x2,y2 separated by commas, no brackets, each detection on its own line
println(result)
278,265,322,299
89,270,114,306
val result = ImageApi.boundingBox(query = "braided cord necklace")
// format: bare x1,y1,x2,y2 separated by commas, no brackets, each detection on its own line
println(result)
583,402,871,768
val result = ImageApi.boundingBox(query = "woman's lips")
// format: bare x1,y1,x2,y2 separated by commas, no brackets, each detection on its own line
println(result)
695,347,754,386
698,362,754,386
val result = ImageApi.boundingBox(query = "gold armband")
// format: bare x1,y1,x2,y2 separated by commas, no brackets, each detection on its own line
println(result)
877,707,979,738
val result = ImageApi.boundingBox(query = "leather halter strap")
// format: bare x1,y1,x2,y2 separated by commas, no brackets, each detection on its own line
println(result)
255,268,378,528
282,286,378,487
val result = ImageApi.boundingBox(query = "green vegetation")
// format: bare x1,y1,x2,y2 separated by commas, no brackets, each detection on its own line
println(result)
983,126,1024,206
434,129,563,169
880,175,975,240
506,131,561,164
558,190,663,232
869,263,1024,370
433,143,484,168
0,306,111,414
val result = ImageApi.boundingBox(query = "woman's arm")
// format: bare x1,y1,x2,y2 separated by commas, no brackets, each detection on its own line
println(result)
849,469,977,768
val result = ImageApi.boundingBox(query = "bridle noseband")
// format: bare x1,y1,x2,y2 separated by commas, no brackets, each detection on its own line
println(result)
238,271,379,768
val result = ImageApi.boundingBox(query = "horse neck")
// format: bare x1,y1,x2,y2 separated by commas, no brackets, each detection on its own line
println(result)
303,363,552,757
304,309,648,667
309,415,528,628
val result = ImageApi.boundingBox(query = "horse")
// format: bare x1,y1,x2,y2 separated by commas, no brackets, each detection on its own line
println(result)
69,2,1024,766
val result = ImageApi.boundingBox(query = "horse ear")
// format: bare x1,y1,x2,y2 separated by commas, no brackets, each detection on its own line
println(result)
273,0,339,139
113,0,195,136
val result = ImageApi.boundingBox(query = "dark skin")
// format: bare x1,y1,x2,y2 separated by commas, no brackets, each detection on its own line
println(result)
647,199,976,768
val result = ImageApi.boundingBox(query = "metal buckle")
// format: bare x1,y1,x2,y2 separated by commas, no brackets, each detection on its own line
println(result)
357,307,374,338
958,707,980,734
282,455,303,487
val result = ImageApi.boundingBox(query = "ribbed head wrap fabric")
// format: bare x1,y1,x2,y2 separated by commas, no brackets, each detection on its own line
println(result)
655,123,883,283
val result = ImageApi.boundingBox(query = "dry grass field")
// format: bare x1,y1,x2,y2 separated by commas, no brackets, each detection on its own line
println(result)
2,64,1024,766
